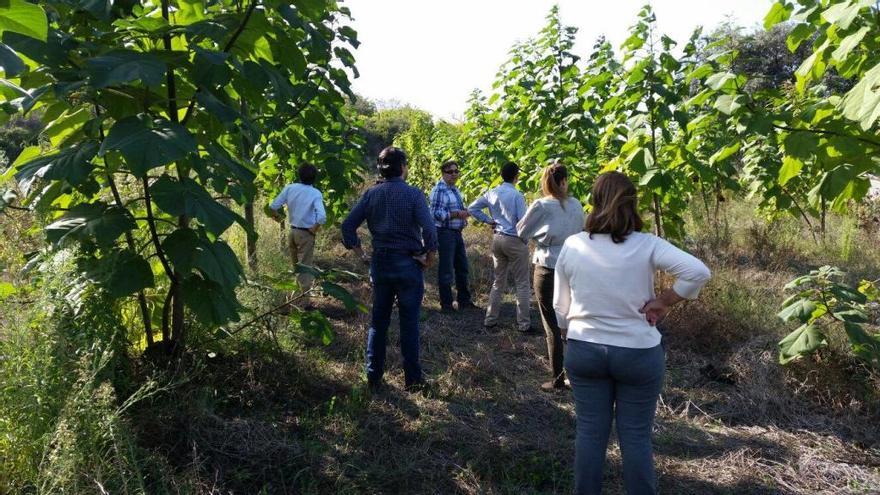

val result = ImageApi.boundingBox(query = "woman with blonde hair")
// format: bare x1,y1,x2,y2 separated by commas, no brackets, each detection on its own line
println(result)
517,162,585,391
554,171,711,494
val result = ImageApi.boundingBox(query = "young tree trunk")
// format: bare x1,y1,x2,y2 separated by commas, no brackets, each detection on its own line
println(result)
245,202,257,271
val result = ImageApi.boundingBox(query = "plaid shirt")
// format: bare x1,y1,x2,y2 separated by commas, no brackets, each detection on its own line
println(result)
341,177,437,253
429,179,467,230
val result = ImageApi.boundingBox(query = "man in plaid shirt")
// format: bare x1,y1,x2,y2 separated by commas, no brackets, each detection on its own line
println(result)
429,160,478,313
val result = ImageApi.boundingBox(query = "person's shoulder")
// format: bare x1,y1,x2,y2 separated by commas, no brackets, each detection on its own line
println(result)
565,231,590,246
566,197,583,209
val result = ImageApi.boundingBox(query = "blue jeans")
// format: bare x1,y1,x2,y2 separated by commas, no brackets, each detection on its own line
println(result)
437,228,471,307
564,340,665,495
367,251,425,386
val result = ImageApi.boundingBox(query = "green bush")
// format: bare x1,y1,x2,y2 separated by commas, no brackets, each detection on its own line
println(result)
0,250,171,493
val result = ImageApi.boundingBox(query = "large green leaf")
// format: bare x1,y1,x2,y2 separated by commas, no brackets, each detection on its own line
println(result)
150,176,242,237
100,115,197,175
831,26,870,65
778,155,804,186
843,322,880,366
839,62,880,130
161,228,242,287
84,249,155,297
13,140,98,192
777,298,818,323
182,274,241,325
45,202,137,247
786,23,813,52
320,281,366,312
821,0,864,30
0,0,47,42
713,94,743,115
85,50,167,88
779,324,827,364
764,1,792,30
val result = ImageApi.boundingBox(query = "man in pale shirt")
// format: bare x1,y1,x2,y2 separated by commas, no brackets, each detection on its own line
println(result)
270,162,326,300
468,162,532,333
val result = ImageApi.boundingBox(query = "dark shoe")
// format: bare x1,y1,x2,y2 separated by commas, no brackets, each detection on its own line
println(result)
518,325,541,335
367,378,384,394
440,305,456,314
483,323,500,334
457,301,481,311
541,380,568,392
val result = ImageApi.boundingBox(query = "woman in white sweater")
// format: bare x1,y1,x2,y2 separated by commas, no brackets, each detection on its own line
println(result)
517,163,585,391
554,172,711,495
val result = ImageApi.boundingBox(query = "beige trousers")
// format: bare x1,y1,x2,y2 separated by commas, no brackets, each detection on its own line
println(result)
288,228,316,290
484,233,531,330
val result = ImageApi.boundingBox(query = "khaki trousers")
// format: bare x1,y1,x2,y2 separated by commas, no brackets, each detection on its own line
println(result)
288,228,316,290
484,234,531,330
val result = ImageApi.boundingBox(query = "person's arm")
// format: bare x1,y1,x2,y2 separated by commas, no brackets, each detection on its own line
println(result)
552,244,572,329
269,186,288,221
415,193,438,255
467,193,494,225
514,192,527,226
314,192,327,225
431,186,457,222
341,191,369,250
516,201,543,239
640,237,712,325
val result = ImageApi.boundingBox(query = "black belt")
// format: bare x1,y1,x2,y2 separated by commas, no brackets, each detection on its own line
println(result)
291,226,312,231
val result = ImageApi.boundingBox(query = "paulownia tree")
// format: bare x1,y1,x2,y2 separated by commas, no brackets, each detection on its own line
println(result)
0,0,360,350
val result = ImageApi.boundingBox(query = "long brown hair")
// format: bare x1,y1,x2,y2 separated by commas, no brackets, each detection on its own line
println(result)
586,172,643,243
541,162,568,208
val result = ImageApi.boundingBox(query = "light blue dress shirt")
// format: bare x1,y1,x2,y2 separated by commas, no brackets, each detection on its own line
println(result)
467,182,527,237
270,183,326,228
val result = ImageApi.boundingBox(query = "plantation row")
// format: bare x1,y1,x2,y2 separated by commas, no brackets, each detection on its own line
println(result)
391,2,880,368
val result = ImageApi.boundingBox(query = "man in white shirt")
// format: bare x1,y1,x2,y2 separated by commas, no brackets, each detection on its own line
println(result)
270,163,327,298
468,162,531,333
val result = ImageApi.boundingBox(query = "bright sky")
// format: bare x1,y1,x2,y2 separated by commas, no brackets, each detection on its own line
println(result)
344,0,772,120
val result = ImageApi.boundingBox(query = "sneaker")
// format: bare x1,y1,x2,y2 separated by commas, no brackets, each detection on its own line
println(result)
540,380,568,392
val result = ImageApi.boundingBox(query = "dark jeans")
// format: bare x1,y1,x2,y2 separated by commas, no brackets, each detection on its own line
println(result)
366,251,425,386
437,228,472,307
535,265,564,384
565,340,665,495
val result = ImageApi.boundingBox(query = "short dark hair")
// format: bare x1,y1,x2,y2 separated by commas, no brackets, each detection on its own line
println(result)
298,162,318,185
378,146,407,178
501,161,519,182
441,160,460,173
586,171,643,244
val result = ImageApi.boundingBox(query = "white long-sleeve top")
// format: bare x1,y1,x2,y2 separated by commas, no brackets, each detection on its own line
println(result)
516,197,585,268
553,231,711,349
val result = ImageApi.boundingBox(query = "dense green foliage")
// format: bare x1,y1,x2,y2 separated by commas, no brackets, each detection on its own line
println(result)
0,0,361,348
